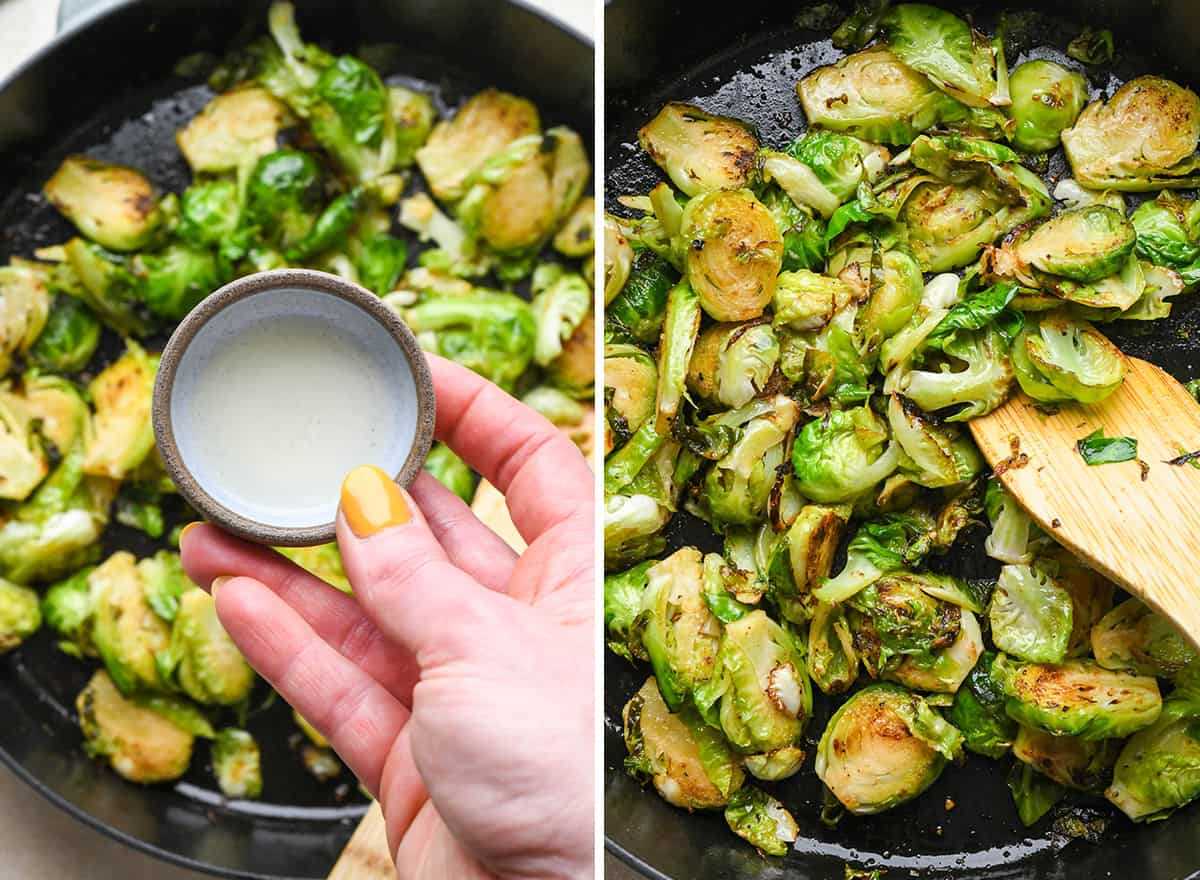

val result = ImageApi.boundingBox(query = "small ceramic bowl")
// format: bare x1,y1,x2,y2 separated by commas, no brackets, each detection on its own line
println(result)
153,269,435,546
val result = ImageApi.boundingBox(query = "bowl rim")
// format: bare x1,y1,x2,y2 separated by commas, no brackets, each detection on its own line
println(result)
152,267,436,547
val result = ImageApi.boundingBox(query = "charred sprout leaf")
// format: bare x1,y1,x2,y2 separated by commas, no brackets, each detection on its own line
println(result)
702,397,799,530
213,728,263,799
422,443,475,503
1009,60,1087,153
1092,598,1197,679
1008,760,1066,826
44,157,165,252
29,295,101,374
1076,429,1136,465
724,786,799,856
988,564,1073,664
638,103,759,197
948,651,1017,758
608,252,676,344
832,0,891,51
888,394,982,489
1013,725,1120,794
1066,28,1114,65
814,510,934,604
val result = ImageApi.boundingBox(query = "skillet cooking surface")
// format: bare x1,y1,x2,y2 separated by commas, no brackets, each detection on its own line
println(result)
604,4,1200,878
0,1,590,877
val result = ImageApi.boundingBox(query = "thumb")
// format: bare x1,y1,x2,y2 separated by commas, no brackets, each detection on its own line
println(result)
336,465,521,667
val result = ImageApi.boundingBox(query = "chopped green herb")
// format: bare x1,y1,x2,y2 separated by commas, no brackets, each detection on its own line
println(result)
1076,429,1137,465
1186,378,1200,403
1167,445,1200,470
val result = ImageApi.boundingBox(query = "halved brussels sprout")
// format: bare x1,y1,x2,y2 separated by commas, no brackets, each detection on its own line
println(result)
850,249,924,346
887,608,984,693
176,86,295,173
773,504,850,624
682,190,783,322
772,269,854,333
604,215,635,306
724,786,799,856
1062,77,1200,191
808,600,860,695
28,294,101,374
798,47,959,146
554,196,595,258
44,157,165,252
82,341,158,480
388,86,436,169
0,387,48,502
786,129,890,203
608,251,675,343
1130,190,1200,272
167,588,255,706
90,551,171,694
1092,598,1197,679
1037,254,1146,311
1017,207,1137,284
212,728,263,799
1008,60,1088,153
994,655,1162,740
1013,725,1119,793
640,547,721,710
605,343,657,453
1036,546,1114,658
687,322,779,410
988,563,1073,664
0,577,40,653
898,326,1014,421
701,610,812,756
793,405,899,503
947,651,1017,759
77,669,195,784
887,394,981,488
0,259,53,377
846,570,964,677
816,683,963,814
623,677,745,810
1106,679,1200,821
1012,310,1127,404
415,89,540,202
638,103,759,197
703,396,800,527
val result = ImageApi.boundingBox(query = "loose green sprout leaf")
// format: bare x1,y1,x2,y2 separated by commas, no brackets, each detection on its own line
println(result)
983,480,1042,565
607,252,676,344
1076,429,1137,465
988,564,1073,664
405,291,535,392
654,281,701,433
604,561,652,660
1092,598,1197,678
422,443,476,503
898,326,1014,422
793,406,900,503
42,566,96,656
786,129,890,203
948,651,1017,758
1066,28,1114,65
724,786,799,856
212,728,263,799
832,0,891,51
925,282,1018,349
356,233,408,297
1013,725,1120,794
1008,760,1066,826
702,397,800,528
133,243,224,321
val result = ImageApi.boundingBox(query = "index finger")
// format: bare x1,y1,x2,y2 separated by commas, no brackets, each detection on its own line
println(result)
428,354,592,543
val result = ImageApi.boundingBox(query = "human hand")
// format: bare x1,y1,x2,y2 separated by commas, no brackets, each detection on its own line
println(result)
180,354,594,879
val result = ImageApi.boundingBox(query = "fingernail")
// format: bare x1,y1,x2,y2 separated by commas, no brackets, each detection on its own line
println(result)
341,465,411,537
210,575,232,596
179,521,201,546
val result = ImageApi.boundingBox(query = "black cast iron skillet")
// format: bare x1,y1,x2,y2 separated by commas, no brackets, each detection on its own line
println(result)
0,2,591,877
605,1,1200,878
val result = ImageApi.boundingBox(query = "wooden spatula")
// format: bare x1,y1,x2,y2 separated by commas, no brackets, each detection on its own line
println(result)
968,356,1200,652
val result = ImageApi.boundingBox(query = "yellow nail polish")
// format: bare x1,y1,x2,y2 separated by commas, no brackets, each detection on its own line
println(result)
341,465,410,537
179,521,201,546
210,575,232,596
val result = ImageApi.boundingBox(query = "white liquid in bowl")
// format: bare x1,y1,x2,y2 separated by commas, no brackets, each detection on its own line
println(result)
171,287,418,531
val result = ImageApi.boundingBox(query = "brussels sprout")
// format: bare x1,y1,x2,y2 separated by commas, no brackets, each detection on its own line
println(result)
416,89,540,202
554,195,595,259
771,269,853,333
0,578,40,653
60,239,155,338
545,305,592,397
898,326,1013,421
947,651,1017,759
355,232,407,297
724,786,799,856
1013,725,1119,794
276,542,351,594
994,655,1162,740
1062,77,1200,191
1129,191,1200,287
242,149,323,249
761,187,828,273
1106,678,1200,821
421,442,476,503
0,259,52,377
165,588,255,707
846,250,924,347
42,566,96,656
786,129,890,203
604,560,651,660
44,156,165,252
77,669,196,784
703,397,800,528
1038,253,1147,311
988,564,1073,664
878,272,962,372
177,86,295,173
1008,60,1088,153
90,551,171,694
131,243,224,321
624,677,745,809
682,190,783,323
687,322,779,410
212,728,263,799
82,341,158,480
297,54,397,184
760,151,841,219
608,252,676,343
1008,759,1066,826
1018,207,1137,284
1012,311,1127,405
699,610,812,756
880,3,1009,109
887,609,984,694
638,103,759,197
983,480,1041,564
798,47,961,146
816,683,963,814
604,493,669,570
808,600,860,695
814,510,933,604
1092,598,1197,679
639,547,721,709
0,385,48,501
1029,547,1112,659
793,405,899,503
772,504,850,624
388,86,435,168
134,549,188,624
887,394,981,489
283,186,366,262
846,571,964,677
604,343,657,452
604,214,635,306
654,281,701,433
405,291,535,392
1052,178,1126,213
530,265,591,368
28,295,101,374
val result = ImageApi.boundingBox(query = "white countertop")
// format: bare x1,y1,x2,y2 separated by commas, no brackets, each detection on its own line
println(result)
0,1,592,877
